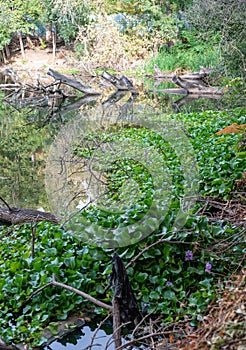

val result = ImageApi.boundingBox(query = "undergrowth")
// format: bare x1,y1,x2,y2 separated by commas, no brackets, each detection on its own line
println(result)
145,33,220,74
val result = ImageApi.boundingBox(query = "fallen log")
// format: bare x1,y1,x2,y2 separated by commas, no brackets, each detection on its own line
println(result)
101,71,138,94
179,72,208,80
150,88,188,95
0,205,61,225
1,67,22,84
172,75,203,90
146,73,173,80
0,83,21,90
47,68,101,95
149,64,213,81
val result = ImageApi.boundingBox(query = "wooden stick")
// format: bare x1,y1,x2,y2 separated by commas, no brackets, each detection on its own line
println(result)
112,297,122,348
52,274,113,311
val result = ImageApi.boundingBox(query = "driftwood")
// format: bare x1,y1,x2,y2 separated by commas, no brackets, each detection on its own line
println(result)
172,75,223,94
150,64,212,80
102,71,138,94
0,205,61,225
0,83,21,91
0,67,101,97
152,88,188,95
149,64,223,97
47,68,100,95
110,253,141,348
173,75,201,89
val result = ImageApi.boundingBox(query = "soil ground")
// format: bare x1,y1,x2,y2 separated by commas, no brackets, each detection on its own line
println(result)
2,47,73,75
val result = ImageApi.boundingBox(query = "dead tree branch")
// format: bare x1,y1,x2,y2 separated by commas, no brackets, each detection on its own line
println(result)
47,68,101,95
0,205,61,225
102,71,138,94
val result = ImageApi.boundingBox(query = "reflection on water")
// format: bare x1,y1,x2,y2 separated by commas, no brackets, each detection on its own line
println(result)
0,82,227,211
44,323,146,350
43,323,141,350
45,325,116,350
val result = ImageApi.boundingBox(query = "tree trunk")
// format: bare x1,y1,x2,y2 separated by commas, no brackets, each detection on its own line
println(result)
17,31,25,59
1,49,7,64
4,45,10,59
46,24,52,42
52,24,57,64
26,34,35,49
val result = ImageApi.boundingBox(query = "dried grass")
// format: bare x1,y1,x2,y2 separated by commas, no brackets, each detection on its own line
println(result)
176,270,246,350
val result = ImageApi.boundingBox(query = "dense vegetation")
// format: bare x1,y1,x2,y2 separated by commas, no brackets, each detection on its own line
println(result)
0,0,245,348
0,0,245,78
0,106,245,346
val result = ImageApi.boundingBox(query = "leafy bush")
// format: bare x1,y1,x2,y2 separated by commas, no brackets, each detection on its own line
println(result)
145,32,220,73
75,15,153,71
185,0,246,78
0,215,244,346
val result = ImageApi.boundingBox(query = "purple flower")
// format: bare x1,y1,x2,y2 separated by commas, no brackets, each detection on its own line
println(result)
166,281,173,287
185,250,193,261
205,262,212,273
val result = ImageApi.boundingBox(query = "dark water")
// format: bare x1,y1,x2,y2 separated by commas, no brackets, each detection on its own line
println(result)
44,325,117,350
44,323,146,350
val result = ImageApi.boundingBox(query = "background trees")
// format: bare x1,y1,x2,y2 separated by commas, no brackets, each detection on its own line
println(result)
0,0,245,78
186,0,246,77
0,0,42,59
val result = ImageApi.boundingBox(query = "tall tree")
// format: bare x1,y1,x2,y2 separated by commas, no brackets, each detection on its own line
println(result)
40,0,92,61
0,3,13,62
0,0,42,58
186,0,246,77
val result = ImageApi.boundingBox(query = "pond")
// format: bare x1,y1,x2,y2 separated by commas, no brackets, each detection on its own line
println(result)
0,72,240,348
0,76,228,212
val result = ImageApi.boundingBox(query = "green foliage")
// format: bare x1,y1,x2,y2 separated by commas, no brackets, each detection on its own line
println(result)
0,4,13,50
105,0,192,15
178,108,246,198
0,0,42,34
73,108,245,239
0,223,112,345
146,32,220,73
185,0,246,78
0,216,244,346
40,0,92,44
0,106,245,346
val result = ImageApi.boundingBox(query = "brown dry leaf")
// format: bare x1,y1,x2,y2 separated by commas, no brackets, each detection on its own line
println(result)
216,123,246,135
169,333,174,343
